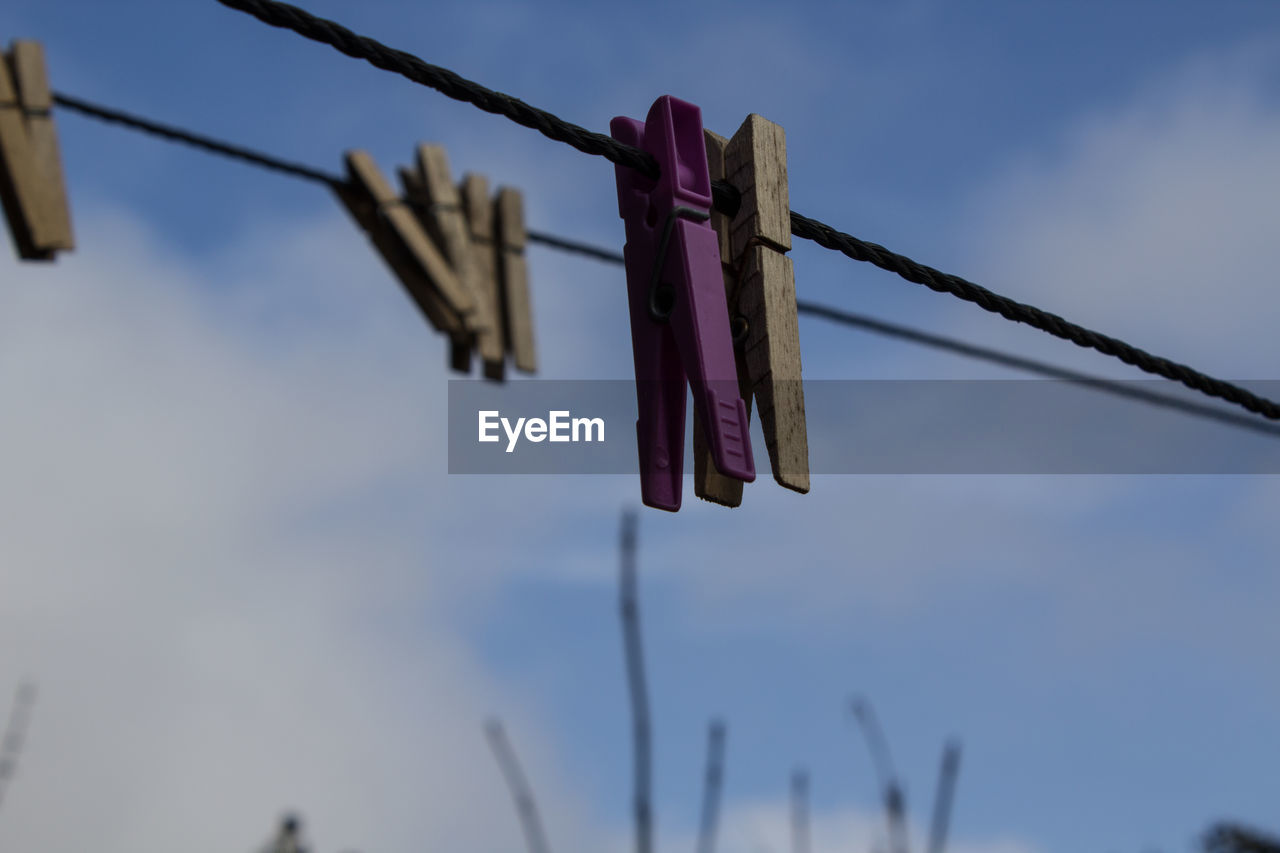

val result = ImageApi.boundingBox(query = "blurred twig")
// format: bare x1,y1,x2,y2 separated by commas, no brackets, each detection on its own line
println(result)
791,767,811,853
262,814,308,853
484,719,554,853
926,740,961,853
1203,822,1280,853
0,679,37,817
620,510,652,853
697,720,727,853
849,697,908,853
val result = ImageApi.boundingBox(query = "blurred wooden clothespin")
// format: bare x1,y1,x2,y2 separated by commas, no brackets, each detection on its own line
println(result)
459,172,507,380
400,151,536,380
494,186,536,374
452,175,539,380
334,149,476,348
0,40,74,260
398,143,493,374
694,115,809,506
337,144,537,382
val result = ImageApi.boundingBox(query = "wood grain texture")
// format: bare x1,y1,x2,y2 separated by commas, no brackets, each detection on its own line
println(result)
726,115,790,254
460,172,506,381
737,248,808,491
726,115,808,493
335,150,466,335
494,186,536,373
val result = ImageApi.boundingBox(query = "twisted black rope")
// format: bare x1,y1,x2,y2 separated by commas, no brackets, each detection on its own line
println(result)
789,213,1280,419
55,92,635,262
214,0,1280,421
460,232,1280,440
797,301,1280,440
208,0,723,201
53,92,342,189
48,89,1280,436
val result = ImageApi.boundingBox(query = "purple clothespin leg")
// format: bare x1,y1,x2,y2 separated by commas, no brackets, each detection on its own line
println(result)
612,96,755,511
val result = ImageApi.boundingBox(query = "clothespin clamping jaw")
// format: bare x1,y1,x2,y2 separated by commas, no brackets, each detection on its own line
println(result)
693,116,810,506
0,40,74,260
612,96,755,512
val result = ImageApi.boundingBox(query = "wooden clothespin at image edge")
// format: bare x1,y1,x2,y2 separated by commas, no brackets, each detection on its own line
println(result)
0,40,74,261
693,115,809,506
334,149,476,349
398,143,495,374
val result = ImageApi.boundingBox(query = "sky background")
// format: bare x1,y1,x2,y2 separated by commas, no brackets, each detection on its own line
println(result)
3,2,1280,853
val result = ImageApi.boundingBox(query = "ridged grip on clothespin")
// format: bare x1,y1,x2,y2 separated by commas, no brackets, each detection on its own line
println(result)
693,129,754,507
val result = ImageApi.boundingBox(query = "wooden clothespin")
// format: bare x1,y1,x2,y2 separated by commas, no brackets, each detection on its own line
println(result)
459,173,507,381
0,40,74,260
398,143,493,374
493,186,536,374
334,149,475,342
693,114,809,506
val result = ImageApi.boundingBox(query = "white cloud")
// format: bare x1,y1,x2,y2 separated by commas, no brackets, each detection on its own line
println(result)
0,203,608,853
656,797,1042,853
958,35,1280,380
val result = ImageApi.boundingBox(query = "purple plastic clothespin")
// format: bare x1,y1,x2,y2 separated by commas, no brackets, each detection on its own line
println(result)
611,96,755,511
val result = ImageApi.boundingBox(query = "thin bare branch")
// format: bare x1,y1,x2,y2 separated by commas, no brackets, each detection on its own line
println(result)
849,697,908,853
791,767,811,853
1203,822,1280,853
620,510,652,853
697,719,727,853
484,718,554,853
926,740,961,853
0,679,38,817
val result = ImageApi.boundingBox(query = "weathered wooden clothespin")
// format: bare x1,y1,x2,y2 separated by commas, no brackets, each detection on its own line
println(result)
334,149,475,343
494,186,537,374
0,40,74,261
459,173,507,381
397,143,493,374
612,95,755,512
693,114,809,506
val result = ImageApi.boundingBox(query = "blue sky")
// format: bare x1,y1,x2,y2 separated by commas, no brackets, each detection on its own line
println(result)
2,2,1280,853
